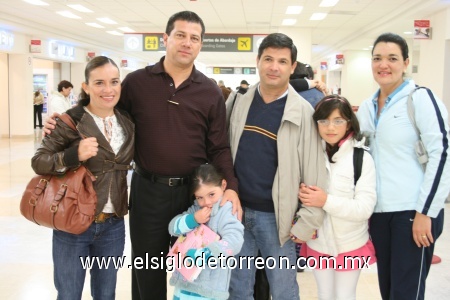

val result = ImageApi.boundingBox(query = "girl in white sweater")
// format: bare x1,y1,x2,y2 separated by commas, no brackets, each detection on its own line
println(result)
298,95,377,300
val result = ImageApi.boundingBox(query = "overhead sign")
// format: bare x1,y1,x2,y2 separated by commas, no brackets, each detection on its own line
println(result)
126,34,258,52
207,67,256,75
0,30,14,50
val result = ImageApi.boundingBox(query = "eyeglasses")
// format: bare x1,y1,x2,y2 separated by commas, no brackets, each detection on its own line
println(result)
317,119,348,127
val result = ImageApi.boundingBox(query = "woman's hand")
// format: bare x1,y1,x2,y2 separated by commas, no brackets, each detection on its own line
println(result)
78,137,98,161
194,207,212,224
298,183,327,208
412,211,433,247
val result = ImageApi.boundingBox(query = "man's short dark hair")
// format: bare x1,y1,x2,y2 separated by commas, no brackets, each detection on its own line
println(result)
257,33,297,64
165,11,206,41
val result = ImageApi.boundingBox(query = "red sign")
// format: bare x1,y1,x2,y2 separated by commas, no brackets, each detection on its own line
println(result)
414,20,431,39
414,20,430,28
30,39,41,53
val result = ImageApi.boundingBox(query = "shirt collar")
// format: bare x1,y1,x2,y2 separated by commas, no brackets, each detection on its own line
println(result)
257,84,289,101
371,79,410,107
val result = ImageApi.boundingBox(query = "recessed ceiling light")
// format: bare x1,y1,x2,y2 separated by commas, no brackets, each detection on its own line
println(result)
282,19,297,26
404,31,413,35
118,27,135,33
86,23,105,28
310,13,327,21
97,18,117,24
319,0,340,7
286,6,303,15
67,4,93,13
56,11,82,19
23,0,49,5
106,30,123,36
363,48,369,50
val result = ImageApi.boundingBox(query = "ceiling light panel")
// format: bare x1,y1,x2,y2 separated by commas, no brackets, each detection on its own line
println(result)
86,23,105,28
282,19,297,26
319,0,340,7
286,6,303,15
67,4,93,13
23,0,49,5
118,27,136,33
310,13,327,21
56,11,82,19
106,31,123,36
97,18,117,24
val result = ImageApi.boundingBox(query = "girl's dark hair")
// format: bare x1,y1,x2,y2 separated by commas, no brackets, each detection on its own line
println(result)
313,95,361,162
78,56,119,106
372,32,409,61
191,164,224,194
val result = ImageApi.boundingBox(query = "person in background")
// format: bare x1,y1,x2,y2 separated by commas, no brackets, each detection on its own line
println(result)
50,80,73,114
357,32,450,300
218,80,231,101
33,90,44,129
32,56,134,299
168,163,244,300
299,95,377,299
227,33,327,300
290,61,325,108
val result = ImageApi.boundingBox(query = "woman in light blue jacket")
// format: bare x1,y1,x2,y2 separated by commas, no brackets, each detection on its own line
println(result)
357,32,450,300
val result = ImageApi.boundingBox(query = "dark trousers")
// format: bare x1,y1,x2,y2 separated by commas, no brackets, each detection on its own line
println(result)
34,104,43,128
129,171,191,300
370,209,444,300
254,266,270,300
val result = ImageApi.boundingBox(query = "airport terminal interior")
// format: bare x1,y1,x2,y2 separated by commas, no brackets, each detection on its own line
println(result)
1,0,450,299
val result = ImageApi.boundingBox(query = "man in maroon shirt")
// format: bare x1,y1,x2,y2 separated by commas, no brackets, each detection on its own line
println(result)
43,10,240,300
118,11,240,300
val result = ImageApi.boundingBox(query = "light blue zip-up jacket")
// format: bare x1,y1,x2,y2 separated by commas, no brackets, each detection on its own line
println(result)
357,79,450,217
168,201,244,299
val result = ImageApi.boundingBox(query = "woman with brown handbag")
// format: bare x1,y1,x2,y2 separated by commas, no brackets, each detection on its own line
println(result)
31,56,134,299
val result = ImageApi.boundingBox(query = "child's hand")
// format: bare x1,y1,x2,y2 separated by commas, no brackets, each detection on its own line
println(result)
194,207,211,224
299,185,327,208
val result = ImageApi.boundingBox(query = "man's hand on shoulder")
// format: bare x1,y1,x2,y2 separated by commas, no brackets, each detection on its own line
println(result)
220,189,242,221
42,112,60,137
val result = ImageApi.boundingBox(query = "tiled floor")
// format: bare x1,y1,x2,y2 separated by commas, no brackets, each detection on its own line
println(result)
1,132,449,299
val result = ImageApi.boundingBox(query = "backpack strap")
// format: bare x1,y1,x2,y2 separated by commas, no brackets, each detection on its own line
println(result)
353,147,364,185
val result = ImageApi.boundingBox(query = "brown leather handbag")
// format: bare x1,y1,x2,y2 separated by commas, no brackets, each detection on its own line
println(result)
20,114,97,234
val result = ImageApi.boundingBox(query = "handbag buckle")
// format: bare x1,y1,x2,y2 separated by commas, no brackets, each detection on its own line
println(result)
50,204,58,213
29,197,37,206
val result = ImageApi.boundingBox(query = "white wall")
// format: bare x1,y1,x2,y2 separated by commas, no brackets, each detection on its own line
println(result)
416,8,449,101
340,50,377,105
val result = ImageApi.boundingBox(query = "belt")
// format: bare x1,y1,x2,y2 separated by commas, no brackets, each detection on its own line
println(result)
94,212,116,223
135,165,190,187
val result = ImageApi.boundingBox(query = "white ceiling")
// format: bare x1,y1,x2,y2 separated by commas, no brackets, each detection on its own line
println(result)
0,0,448,67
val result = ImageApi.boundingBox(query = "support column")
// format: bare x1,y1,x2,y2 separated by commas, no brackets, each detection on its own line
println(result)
9,54,34,137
